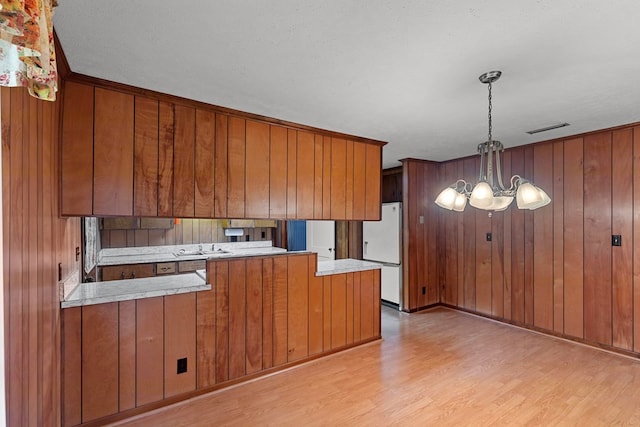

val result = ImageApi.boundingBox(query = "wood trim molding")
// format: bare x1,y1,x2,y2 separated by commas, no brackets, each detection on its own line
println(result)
54,30,71,80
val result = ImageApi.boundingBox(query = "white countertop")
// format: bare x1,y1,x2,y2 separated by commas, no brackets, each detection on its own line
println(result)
316,259,383,276
61,272,211,308
98,241,287,266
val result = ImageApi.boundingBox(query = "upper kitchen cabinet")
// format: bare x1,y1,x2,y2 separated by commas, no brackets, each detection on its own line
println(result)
61,83,135,216
60,79,385,220
61,81,94,216
93,88,135,216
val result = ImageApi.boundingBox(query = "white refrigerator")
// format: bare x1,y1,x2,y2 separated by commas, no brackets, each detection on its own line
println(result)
362,202,402,309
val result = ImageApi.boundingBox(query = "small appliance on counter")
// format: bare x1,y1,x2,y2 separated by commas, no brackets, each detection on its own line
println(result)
362,202,402,309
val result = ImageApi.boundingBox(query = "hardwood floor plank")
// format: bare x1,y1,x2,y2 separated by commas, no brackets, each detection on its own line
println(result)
118,307,640,427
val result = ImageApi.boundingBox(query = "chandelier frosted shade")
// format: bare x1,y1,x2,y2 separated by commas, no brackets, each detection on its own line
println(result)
469,181,494,209
433,70,550,213
516,183,551,210
453,192,467,212
435,187,459,210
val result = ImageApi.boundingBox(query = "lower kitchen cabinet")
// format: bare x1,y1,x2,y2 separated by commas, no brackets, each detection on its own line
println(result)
62,294,197,425
61,253,381,426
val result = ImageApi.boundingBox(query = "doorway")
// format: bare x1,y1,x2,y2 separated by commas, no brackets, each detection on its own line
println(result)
306,220,335,261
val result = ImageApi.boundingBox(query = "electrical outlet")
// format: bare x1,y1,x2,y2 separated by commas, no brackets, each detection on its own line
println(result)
261,231,266,239
612,235,622,247
486,232,492,242
421,286,426,295
177,357,187,374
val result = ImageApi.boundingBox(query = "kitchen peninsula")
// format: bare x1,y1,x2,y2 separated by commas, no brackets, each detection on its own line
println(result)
61,243,381,426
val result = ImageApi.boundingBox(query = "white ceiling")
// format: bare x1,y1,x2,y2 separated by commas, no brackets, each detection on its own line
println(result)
53,1,640,168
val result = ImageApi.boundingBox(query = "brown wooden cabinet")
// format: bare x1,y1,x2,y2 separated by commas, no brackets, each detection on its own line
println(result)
62,293,197,425
382,167,403,203
60,80,385,220
60,81,94,216
100,264,155,281
93,88,135,216
62,253,381,425
133,96,160,216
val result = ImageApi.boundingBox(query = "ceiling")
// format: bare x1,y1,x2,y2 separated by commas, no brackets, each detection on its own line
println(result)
53,1,640,168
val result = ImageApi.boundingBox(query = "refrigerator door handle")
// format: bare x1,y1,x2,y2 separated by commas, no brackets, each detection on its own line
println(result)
363,241,368,256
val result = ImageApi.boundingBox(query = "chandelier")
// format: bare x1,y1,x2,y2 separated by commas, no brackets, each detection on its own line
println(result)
434,71,550,213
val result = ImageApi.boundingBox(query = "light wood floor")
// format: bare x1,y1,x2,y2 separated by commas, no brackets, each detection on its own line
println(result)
114,307,640,426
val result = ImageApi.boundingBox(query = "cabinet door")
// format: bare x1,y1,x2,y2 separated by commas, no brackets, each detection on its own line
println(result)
313,135,324,219
296,131,315,219
227,117,246,218
364,143,382,220
214,114,228,218
93,88,135,216
173,105,196,217
164,293,197,397
345,140,354,220
82,303,119,422
330,138,347,220
134,96,159,216
158,102,175,217
352,142,367,219
195,109,215,217
287,255,309,361
322,136,332,219
245,120,270,218
61,81,94,216
382,169,403,203
269,125,288,218
287,129,297,218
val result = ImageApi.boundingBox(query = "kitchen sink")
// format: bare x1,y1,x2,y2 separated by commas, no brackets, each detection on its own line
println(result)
174,248,231,257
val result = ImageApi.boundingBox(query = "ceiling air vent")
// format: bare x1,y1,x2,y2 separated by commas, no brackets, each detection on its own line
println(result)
526,122,570,135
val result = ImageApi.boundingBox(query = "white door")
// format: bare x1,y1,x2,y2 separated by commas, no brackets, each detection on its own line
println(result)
306,220,335,261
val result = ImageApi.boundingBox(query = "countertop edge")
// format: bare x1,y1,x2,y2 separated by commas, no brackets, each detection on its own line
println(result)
98,245,291,266
315,259,383,277
61,273,211,308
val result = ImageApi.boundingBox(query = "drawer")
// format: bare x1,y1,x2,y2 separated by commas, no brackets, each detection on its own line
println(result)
156,262,176,275
178,260,206,273
100,263,155,281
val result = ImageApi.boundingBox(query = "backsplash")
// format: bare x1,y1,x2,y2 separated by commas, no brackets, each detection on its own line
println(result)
100,218,275,249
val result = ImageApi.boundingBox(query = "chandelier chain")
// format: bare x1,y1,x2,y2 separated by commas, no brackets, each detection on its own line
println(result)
487,82,492,141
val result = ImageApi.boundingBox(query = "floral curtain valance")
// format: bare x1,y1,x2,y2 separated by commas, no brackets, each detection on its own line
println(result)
0,0,58,101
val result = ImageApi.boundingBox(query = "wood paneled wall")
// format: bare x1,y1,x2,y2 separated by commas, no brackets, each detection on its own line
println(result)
437,124,640,354
100,218,274,248
401,159,440,311
2,87,81,426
